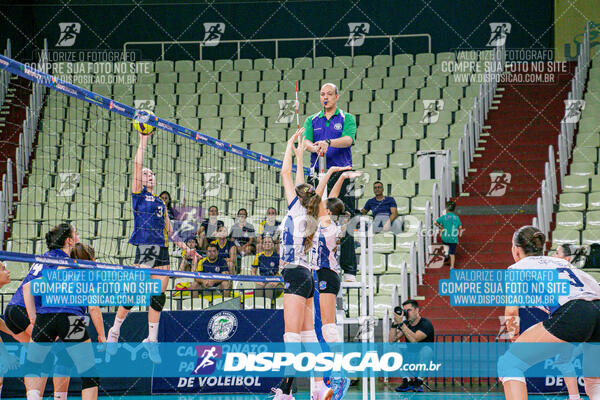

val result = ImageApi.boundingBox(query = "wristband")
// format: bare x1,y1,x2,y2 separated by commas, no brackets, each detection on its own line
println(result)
326,139,331,146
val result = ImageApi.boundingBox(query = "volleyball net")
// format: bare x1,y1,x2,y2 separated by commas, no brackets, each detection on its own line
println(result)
0,53,306,273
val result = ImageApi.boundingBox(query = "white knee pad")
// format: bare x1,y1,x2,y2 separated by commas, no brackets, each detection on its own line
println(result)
322,324,340,343
585,377,600,400
497,351,529,384
283,332,301,343
301,330,318,343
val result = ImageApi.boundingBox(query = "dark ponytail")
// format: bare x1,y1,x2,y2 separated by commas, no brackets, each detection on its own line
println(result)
45,223,74,251
512,225,545,256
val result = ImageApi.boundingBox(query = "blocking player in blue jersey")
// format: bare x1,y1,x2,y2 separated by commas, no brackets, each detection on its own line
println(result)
106,132,199,364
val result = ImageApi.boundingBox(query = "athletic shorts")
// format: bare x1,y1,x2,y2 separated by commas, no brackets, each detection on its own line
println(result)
281,265,315,299
32,313,90,343
443,241,457,255
543,299,600,342
134,245,170,268
316,268,341,295
4,304,30,335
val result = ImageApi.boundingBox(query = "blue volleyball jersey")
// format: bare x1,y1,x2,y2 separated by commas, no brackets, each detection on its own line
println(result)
197,256,227,274
9,249,68,308
129,186,169,246
34,250,86,317
252,251,280,276
210,239,235,261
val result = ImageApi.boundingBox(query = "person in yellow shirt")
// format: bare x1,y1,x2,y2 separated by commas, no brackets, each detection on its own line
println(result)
191,243,231,293
251,236,283,299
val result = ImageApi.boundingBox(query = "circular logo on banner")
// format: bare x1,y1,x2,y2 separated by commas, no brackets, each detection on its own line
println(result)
334,123,342,131
208,311,238,342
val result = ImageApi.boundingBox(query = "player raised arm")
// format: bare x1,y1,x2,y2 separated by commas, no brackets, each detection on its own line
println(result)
281,128,304,205
315,166,352,199
294,133,305,186
132,132,150,193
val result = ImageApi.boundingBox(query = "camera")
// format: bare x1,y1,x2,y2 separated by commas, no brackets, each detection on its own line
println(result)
394,306,406,317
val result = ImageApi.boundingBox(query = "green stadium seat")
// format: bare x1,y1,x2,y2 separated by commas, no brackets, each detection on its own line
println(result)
395,232,417,252
587,210,600,229
402,123,426,139
334,56,353,68
588,192,600,210
354,55,372,67
341,78,361,91
420,86,441,99
389,65,410,77
294,57,312,69
382,77,403,89
176,83,196,94
374,89,396,102
155,83,175,95
436,52,456,63
362,77,382,90
314,57,332,68
367,66,387,78
194,60,213,72
582,229,600,245
410,197,430,214
158,72,178,84
555,211,584,230
409,65,429,77
390,180,416,197
174,60,194,72
258,81,279,92
215,60,233,71
200,117,222,130
241,70,260,82
404,76,425,89
374,55,392,66
570,163,595,176
591,176,600,192
416,53,435,65
443,86,464,99
395,138,418,154
558,193,586,211
551,229,580,248
221,93,242,105
372,232,395,253
304,69,323,81
155,60,174,73
239,81,258,93
572,147,598,163
262,69,282,81
394,54,413,66
234,59,253,71
562,176,590,192
420,138,443,151
352,89,372,102
577,133,600,148
274,58,292,70
427,124,449,139
388,153,412,169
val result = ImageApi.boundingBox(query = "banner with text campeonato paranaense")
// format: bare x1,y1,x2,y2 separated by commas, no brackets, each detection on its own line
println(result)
152,309,284,394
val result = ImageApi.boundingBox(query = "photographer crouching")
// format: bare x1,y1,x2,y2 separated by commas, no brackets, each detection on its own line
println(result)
389,300,435,392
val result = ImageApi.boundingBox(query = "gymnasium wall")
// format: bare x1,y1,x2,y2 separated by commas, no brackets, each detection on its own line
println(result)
1,0,553,62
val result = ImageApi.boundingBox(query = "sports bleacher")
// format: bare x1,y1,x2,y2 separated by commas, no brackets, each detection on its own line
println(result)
551,57,600,282
2,51,491,316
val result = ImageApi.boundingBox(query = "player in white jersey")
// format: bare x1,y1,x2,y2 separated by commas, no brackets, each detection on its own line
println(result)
499,226,600,400
307,170,357,400
273,128,349,400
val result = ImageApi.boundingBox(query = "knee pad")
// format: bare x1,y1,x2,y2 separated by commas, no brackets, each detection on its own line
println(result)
283,332,301,343
300,330,318,343
81,376,100,390
585,377,600,400
123,305,134,311
497,351,529,383
150,293,166,312
322,324,340,343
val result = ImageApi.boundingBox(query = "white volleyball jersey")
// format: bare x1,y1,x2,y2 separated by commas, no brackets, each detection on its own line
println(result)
310,222,342,273
279,197,310,269
508,256,600,314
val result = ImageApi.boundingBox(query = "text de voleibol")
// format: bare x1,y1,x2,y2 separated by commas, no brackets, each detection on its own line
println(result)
438,269,570,306
30,269,161,306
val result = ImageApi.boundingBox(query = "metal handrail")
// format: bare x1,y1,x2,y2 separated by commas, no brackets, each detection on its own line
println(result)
123,34,432,61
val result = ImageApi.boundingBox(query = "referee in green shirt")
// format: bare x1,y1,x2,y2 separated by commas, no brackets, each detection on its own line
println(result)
304,82,358,281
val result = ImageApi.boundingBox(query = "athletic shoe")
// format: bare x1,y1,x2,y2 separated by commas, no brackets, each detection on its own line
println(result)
330,377,350,400
106,327,120,356
270,387,294,400
395,379,411,392
311,386,333,400
411,378,424,392
142,338,162,364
